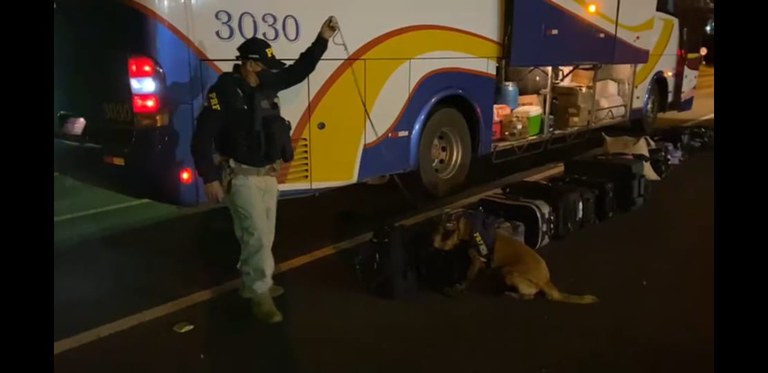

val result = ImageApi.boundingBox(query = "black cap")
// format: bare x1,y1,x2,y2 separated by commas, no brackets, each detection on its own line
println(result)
236,37,287,70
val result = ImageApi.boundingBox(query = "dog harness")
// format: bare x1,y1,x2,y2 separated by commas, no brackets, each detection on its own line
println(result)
468,210,497,268
441,209,497,268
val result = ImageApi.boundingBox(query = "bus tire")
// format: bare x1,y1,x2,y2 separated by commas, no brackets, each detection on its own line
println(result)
635,81,661,134
417,107,472,197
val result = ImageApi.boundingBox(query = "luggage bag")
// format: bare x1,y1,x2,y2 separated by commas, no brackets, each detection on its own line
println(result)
564,155,646,212
477,192,553,249
501,181,585,239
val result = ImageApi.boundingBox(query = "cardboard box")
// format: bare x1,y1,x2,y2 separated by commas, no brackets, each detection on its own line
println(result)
553,84,594,108
554,104,589,117
519,94,541,107
554,109,590,130
571,69,595,86
493,104,512,122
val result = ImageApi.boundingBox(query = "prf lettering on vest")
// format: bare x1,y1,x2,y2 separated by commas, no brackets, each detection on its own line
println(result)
208,92,221,111
473,232,489,257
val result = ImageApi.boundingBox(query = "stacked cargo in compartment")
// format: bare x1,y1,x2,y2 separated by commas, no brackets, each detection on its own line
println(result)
492,77,545,143
495,0,654,138
551,65,634,131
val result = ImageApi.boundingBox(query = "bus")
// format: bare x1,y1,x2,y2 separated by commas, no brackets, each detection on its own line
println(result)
53,0,701,207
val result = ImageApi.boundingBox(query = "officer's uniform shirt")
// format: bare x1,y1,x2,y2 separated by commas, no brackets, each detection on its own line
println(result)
191,34,329,184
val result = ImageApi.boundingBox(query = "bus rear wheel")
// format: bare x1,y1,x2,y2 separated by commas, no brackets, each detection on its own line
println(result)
417,107,472,197
634,82,660,134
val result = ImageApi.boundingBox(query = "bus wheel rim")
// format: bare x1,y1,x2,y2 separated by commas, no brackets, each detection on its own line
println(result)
430,127,462,179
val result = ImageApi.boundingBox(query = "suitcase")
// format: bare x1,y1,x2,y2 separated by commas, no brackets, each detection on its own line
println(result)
477,193,552,249
662,142,684,165
546,177,599,226
564,155,646,212
498,220,526,244
550,175,616,222
501,181,585,239
354,224,419,299
417,245,471,297
648,146,671,178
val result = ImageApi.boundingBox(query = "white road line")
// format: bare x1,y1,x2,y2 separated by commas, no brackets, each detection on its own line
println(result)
53,113,714,355
54,200,151,222
52,164,563,356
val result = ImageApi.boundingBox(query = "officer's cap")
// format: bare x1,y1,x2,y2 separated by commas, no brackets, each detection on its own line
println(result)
236,37,287,70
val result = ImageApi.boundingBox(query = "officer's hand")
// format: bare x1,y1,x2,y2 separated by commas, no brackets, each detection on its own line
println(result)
205,181,225,203
319,16,338,40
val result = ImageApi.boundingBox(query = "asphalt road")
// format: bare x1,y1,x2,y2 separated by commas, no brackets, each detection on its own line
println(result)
53,138,600,342
53,145,714,373
53,68,714,372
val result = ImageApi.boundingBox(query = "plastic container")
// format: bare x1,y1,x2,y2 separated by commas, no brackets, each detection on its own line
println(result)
492,121,502,141
513,105,543,136
497,81,520,109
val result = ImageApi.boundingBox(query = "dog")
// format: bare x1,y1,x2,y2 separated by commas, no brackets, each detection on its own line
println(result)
432,209,599,304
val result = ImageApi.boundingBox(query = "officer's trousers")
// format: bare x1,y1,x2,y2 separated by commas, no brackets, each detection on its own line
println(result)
224,171,279,295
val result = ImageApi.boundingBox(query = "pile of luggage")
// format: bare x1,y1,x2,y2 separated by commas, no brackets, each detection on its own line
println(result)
353,125,714,299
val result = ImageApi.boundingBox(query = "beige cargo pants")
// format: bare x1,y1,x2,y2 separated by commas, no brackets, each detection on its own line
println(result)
223,160,280,295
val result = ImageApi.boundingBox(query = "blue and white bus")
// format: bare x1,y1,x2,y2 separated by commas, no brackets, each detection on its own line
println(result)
54,0,701,206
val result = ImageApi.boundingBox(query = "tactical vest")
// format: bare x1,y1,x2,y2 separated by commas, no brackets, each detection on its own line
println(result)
232,87,294,168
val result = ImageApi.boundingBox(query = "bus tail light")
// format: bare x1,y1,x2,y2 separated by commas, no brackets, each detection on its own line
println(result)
128,57,155,78
179,168,194,184
128,55,164,118
132,94,160,114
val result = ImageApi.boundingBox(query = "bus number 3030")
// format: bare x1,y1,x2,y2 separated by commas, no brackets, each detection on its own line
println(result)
214,10,301,43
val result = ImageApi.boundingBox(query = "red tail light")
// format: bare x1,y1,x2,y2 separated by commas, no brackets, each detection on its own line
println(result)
128,55,164,120
128,57,156,78
132,94,160,114
180,168,194,184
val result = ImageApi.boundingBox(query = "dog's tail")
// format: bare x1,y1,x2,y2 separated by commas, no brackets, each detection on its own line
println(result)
540,281,599,304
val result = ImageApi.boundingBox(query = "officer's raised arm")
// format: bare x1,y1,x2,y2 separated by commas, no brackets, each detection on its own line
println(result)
258,16,338,92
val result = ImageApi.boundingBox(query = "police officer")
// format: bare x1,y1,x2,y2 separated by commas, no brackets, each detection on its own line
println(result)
191,16,338,323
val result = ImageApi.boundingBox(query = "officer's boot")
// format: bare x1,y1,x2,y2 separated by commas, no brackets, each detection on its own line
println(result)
239,284,285,299
250,291,283,324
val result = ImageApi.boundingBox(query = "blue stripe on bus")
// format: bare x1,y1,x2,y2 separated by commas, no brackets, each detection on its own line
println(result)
357,70,496,181
678,97,694,112
509,0,649,66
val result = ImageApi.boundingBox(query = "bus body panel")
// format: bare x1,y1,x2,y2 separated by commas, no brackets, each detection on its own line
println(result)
630,12,680,118
162,0,503,191
508,0,617,66
54,0,697,207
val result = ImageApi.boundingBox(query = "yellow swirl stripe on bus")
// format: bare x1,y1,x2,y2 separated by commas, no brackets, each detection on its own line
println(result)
284,25,501,185
634,18,675,86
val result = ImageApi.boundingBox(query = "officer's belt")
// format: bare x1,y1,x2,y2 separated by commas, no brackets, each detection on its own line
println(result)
223,158,279,177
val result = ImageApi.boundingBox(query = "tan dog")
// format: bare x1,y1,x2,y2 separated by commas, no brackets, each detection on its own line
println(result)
432,211,599,304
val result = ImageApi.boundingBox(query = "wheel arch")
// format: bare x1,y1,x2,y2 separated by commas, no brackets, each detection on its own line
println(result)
408,90,482,170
